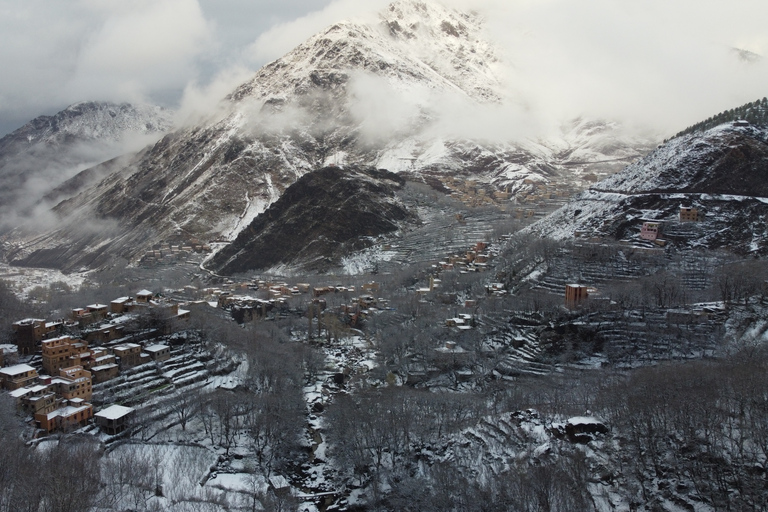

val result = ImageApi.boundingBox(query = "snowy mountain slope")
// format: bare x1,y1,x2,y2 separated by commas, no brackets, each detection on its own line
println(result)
2,0,654,272
0,101,173,227
527,122,768,254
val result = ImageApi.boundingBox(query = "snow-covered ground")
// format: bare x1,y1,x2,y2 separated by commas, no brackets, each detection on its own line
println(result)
0,262,89,299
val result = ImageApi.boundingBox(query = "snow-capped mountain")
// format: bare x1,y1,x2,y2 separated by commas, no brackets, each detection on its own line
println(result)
527,122,768,254
0,101,173,227
2,0,654,272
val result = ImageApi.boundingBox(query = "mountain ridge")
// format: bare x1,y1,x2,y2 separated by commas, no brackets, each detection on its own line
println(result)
526,121,768,254
1,0,654,272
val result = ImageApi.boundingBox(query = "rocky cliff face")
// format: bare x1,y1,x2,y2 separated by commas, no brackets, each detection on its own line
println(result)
208,166,414,274
2,0,654,272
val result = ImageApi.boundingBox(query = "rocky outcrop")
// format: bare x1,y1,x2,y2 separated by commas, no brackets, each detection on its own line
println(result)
208,166,415,274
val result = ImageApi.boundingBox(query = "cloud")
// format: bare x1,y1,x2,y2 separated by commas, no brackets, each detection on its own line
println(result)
245,0,768,140
461,0,768,134
246,0,390,63
1,0,766,142
174,66,254,126
66,0,213,102
0,0,213,131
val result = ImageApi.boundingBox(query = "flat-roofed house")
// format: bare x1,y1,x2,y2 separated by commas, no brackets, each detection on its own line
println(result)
12,318,45,354
41,336,89,375
50,366,92,401
640,221,663,241
136,290,154,303
144,344,170,362
0,364,39,390
565,284,589,308
679,206,702,222
91,363,119,383
95,405,135,435
36,399,93,433
113,344,143,368
110,297,133,314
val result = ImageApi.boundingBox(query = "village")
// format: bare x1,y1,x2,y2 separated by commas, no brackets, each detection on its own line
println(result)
0,231,519,439
0,201,719,444
0,200,760,511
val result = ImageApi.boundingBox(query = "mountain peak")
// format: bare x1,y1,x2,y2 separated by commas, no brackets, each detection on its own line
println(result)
229,0,499,105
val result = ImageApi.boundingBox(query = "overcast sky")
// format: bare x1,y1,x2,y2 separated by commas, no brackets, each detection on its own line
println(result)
0,0,766,137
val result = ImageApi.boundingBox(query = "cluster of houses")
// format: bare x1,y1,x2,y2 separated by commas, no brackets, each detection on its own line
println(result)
441,177,510,208
574,206,704,248
639,206,703,245
434,241,494,274
214,279,388,327
139,240,212,267
516,180,577,206
0,289,185,434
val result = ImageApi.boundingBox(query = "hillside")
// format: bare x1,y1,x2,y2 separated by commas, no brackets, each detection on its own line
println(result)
527,122,768,254
207,166,415,274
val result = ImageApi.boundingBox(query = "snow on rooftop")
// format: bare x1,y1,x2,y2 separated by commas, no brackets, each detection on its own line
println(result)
12,318,44,325
567,416,605,426
9,388,31,398
0,364,36,376
46,405,89,420
145,344,168,352
95,404,134,420
91,363,118,372
137,289,153,296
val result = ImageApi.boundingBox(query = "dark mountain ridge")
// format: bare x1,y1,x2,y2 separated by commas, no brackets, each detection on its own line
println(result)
207,166,414,275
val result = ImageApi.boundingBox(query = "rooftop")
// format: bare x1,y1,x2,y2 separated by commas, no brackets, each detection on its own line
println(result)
0,364,36,376
45,404,90,421
95,404,134,420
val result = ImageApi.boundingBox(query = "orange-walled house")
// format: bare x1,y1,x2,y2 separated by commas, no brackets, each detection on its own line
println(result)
91,363,119,384
10,385,57,417
35,399,93,433
41,336,90,375
0,364,39,390
83,325,124,344
679,206,701,222
565,284,589,308
50,366,92,401
113,344,144,368
110,297,134,314
12,318,63,354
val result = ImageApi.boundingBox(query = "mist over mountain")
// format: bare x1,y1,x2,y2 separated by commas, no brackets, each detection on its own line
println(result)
0,101,173,230
0,0,657,273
